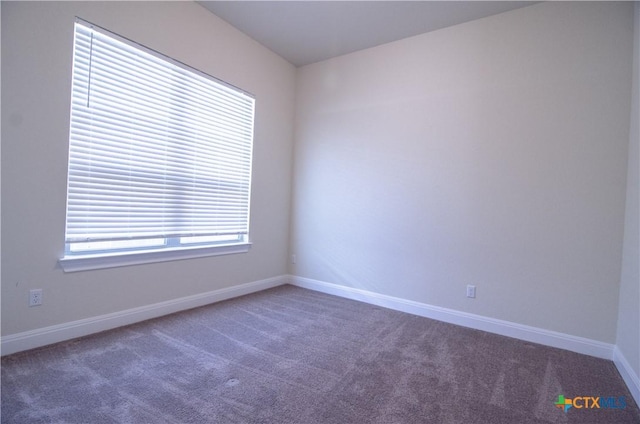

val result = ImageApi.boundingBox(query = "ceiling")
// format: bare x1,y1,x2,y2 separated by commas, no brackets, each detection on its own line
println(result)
198,1,538,67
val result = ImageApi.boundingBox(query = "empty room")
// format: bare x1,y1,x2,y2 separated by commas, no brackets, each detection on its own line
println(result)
1,1,639,423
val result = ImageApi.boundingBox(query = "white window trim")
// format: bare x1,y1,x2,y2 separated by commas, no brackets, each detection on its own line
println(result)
60,18,255,269
59,242,252,273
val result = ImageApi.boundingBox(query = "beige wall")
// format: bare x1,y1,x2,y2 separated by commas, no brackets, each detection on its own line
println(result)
1,0,636,367
616,2,640,381
1,1,296,335
291,2,633,343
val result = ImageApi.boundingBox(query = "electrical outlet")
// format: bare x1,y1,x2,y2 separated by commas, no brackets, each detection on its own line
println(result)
29,289,43,307
466,285,476,299
291,254,296,264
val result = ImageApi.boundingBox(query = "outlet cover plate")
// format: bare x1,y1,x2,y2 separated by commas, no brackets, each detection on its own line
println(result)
29,289,43,306
466,285,476,298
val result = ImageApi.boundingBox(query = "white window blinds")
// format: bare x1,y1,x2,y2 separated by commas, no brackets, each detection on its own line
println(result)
64,19,255,255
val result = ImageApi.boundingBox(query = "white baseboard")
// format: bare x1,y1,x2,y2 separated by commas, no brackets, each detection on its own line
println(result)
289,275,615,360
4,273,637,404
1,275,287,356
613,346,640,407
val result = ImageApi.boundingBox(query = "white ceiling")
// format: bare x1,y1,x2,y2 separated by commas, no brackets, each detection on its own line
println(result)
198,1,538,67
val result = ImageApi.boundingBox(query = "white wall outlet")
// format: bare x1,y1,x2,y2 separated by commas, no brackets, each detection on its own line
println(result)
291,254,297,264
466,285,476,298
29,289,43,307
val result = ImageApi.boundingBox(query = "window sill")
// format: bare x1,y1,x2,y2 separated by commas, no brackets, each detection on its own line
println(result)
58,242,252,273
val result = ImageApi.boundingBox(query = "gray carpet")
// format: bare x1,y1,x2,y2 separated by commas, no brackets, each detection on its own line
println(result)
2,285,639,423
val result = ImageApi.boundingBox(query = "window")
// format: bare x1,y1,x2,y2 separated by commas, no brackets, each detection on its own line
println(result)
60,19,255,272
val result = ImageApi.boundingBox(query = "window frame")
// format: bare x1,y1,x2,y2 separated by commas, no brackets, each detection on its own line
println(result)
59,19,254,273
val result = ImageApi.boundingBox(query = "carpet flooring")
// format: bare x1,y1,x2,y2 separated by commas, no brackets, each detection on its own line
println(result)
1,285,639,423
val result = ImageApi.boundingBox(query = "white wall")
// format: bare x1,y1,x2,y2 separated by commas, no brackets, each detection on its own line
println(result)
616,1,640,386
2,0,636,364
291,2,633,343
1,2,296,336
